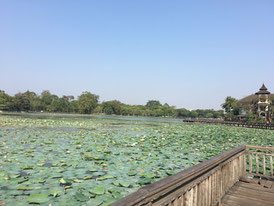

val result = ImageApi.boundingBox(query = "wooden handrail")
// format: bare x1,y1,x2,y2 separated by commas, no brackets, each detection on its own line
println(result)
183,119,274,130
246,145,274,151
111,145,246,206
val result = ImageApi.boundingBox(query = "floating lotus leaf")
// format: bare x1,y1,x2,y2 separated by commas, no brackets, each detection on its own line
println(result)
49,189,62,197
96,174,114,181
89,168,98,172
90,186,105,195
1,113,273,205
75,191,89,202
27,193,50,204
59,178,72,186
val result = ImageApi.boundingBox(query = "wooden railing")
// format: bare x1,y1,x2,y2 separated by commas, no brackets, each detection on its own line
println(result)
245,145,274,178
111,146,246,206
183,119,274,130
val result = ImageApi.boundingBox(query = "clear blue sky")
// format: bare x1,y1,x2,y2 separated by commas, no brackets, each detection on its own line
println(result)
1,0,273,109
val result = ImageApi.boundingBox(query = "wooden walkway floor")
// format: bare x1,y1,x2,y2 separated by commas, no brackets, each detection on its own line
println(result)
222,178,274,206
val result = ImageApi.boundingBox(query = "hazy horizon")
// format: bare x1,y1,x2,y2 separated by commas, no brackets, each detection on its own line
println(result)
1,1,274,110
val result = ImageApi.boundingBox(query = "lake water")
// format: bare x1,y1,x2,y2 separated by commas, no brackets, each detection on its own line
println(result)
1,112,186,124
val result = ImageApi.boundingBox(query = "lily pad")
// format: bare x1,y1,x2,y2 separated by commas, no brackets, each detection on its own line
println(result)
89,168,98,172
59,178,72,186
90,186,105,195
75,191,89,202
49,189,62,197
27,193,50,204
96,174,114,181
118,181,131,188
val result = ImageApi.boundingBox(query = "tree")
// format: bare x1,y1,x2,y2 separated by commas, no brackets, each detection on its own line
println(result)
205,112,213,118
40,90,56,111
222,96,240,120
213,110,224,118
121,105,133,116
270,99,274,114
78,91,99,114
176,108,189,118
222,96,237,113
189,110,198,118
93,105,103,114
22,91,37,111
12,93,31,111
68,100,79,113
102,100,122,115
0,91,11,111
64,95,74,102
49,96,70,112
31,96,42,111
146,100,161,107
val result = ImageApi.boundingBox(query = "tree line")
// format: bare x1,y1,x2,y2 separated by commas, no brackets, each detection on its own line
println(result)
0,90,224,118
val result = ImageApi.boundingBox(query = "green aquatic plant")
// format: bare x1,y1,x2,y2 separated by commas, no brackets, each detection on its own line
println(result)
0,114,273,205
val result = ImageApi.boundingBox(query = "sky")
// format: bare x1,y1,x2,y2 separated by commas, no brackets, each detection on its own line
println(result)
0,0,274,110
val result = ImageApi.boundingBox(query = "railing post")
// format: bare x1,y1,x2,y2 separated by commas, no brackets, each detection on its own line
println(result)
249,152,252,173
243,149,247,179
255,154,259,175
270,156,273,177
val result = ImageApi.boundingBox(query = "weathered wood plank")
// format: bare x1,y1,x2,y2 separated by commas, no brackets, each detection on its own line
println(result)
184,189,193,206
246,145,274,151
222,195,274,206
192,186,197,206
270,156,273,177
255,154,259,175
249,152,252,173
258,179,273,188
234,181,274,193
208,176,211,206
228,186,274,202
263,154,266,175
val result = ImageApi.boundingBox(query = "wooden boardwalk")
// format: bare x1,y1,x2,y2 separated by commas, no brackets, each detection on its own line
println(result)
183,119,274,130
222,178,274,206
111,145,274,206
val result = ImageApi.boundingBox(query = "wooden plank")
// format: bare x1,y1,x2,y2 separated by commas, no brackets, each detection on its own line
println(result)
200,180,205,206
270,156,273,177
228,185,274,202
271,181,274,191
243,153,246,177
152,165,223,206
192,186,197,206
204,178,208,206
196,182,202,206
250,152,274,156
239,177,258,184
184,189,193,206
263,154,266,176
246,172,274,179
211,172,216,205
255,154,259,175
179,196,183,206
222,194,274,206
235,181,274,193
249,152,252,173
208,176,211,206
260,179,273,189
246,145,274,151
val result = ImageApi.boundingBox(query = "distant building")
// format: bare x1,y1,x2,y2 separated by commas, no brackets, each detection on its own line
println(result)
255,84,270,117
238,84,273,122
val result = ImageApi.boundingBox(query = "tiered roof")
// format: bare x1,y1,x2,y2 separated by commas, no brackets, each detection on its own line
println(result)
255,84,270,95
